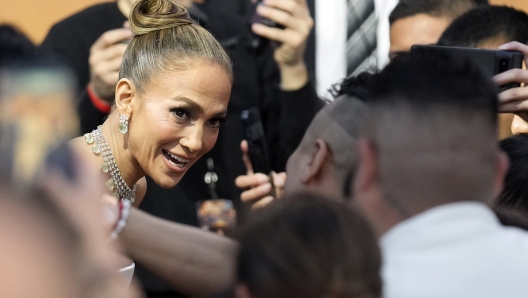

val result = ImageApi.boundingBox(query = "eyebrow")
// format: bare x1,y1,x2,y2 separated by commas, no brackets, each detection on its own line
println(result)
172,96,228,117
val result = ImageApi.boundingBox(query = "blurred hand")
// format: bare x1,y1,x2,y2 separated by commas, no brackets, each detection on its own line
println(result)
235,140,286,210
252,0,313,90
493,42,528,130
89,24,132,102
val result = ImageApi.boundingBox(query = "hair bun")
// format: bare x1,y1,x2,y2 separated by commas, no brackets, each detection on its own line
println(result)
129,0,193,36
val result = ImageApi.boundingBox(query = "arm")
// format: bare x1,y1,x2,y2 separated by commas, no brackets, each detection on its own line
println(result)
120,208,238,298
254,0,325,170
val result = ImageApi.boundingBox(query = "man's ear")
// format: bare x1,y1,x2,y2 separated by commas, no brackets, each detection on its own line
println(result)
115,78,136,115
301,139,329,184
493,150,510,199
353,138,379,194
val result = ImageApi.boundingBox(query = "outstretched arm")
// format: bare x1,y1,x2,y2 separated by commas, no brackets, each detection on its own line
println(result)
120,208,238,297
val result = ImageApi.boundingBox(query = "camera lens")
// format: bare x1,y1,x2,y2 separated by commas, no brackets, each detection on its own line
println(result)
499,58,509,73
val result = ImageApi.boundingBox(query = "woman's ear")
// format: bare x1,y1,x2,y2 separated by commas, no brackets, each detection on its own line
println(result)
301,138,329,184
115,78,135,115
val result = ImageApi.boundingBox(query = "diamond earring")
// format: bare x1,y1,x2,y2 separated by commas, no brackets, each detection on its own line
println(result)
119,115,129,134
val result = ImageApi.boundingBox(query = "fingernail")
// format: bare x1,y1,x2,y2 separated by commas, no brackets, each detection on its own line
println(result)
499,43,510,49
261,183,271,192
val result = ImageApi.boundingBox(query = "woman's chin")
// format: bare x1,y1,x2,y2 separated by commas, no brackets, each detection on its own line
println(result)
154,175,183,189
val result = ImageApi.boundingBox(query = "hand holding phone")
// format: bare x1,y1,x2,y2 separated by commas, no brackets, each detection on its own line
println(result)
492,42,528,131
411,44,523,90
89,26,133,101
236,140,286,210
240,108,278,200
248,0,313,69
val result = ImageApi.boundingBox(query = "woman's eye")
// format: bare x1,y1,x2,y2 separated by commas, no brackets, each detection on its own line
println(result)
171,109,190,120
208,118,224,128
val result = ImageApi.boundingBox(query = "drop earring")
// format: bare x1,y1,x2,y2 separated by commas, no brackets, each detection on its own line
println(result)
119,115,129,134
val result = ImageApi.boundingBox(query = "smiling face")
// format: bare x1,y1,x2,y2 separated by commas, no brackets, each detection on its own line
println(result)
126,62,231,188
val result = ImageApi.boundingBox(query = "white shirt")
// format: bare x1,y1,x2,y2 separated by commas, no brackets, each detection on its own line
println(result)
381,202,528,298
315,0,399,97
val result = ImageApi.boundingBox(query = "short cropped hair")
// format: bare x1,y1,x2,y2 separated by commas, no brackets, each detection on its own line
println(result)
438,6,528,47
236,193,382,298
389,0,485,25
497,134,528,213
301,73,373,186
363,50,499,207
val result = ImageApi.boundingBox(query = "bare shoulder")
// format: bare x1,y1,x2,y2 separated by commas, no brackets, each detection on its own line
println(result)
69,135,95,162
134,177,148,207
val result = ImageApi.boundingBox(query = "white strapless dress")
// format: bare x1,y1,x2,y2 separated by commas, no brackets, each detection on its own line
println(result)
119,262,135,287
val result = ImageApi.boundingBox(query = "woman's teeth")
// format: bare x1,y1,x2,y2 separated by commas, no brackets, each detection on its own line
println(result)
168,152,189,163
164,150,189,168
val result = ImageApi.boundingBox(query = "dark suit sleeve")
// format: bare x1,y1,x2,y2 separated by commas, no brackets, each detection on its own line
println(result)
257,48,325,172
278,80,326,154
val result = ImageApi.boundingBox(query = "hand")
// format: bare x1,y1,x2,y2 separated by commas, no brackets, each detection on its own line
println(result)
89,24,133,102
235,140,286,210
252,0,313,90
493,42,528,127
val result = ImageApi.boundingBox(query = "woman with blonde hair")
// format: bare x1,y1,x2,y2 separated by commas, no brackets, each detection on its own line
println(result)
71,0,232,206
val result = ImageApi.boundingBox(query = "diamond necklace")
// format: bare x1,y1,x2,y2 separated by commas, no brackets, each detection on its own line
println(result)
85,125,137,203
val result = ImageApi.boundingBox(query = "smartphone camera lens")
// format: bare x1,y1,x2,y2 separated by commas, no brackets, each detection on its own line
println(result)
499,58,509,73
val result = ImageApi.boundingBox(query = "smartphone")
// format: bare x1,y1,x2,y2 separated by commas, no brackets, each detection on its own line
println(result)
0,58,79,189
247,0,284,55
411,45,523,90
241,108,276,197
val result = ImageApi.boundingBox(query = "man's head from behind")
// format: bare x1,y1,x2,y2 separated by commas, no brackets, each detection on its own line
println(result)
389,0,485,59
285,74,372,199
438,5,528,49
353,51,508,236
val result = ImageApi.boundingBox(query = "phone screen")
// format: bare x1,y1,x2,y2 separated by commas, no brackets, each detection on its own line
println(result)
0,60,79,188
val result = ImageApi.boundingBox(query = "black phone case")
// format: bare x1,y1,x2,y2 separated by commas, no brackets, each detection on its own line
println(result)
411,45,523,90
241,108,273,175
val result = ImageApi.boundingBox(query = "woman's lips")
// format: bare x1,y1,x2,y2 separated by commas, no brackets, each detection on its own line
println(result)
162,149,190,173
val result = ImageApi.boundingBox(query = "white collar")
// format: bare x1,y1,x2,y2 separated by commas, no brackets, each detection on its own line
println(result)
380,202,500,252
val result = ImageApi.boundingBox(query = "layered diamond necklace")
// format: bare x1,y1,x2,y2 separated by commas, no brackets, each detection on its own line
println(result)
85,125,137,203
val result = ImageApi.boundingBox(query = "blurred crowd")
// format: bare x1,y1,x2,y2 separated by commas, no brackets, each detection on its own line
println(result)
2,0,528,297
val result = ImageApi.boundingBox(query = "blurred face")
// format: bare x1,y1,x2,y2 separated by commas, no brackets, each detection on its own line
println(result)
128,63,231,188
389,14,452,59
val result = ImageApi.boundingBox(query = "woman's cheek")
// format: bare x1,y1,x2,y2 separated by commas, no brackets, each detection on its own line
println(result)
202,131,219,153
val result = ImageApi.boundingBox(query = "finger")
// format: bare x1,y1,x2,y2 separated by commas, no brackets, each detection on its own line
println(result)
99,44,128,63
493,68,528,86
499,98,528,113
251,196,274,210
264,0,309,17
499,41,528,65
240,140,254,175
498,87,528,105
256,6,300,34
91,28,133,51
92,65,120,87
240,183,272,202
252,23,305,46
272,171,287,187
235,173,270,189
